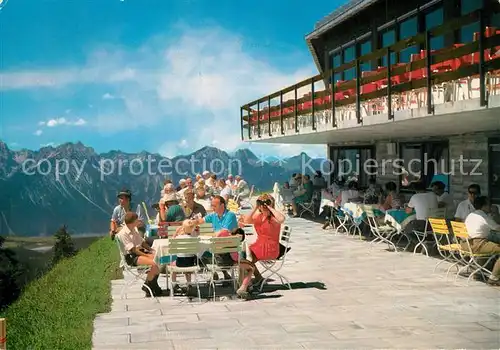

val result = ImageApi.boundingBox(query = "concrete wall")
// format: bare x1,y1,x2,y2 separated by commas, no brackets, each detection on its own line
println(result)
449,134,489,202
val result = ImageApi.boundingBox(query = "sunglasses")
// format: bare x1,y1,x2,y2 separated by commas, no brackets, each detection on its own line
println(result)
469,191,479,195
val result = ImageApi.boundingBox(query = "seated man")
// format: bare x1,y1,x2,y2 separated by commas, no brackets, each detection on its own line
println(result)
193,195,238,280
455,184,481,221
464,196,500,286
183,188,207,219
404,181,438,236
431,181,455,220
116,212,163,297
195,186,212,212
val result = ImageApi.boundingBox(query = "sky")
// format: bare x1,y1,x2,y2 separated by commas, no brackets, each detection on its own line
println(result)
0,0,345,159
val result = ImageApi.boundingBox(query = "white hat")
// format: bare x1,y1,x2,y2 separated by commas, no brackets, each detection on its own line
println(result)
162,192,178,203
179,179,186,184
202,170,210,175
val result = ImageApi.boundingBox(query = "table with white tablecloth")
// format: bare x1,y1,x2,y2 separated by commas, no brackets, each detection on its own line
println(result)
152,237,213,265
319,190,337,215
384,209,415,232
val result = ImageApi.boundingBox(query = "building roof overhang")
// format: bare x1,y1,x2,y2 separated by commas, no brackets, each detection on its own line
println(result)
305,0,381,75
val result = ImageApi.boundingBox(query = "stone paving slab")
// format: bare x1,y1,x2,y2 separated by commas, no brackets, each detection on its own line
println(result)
93,217,500,349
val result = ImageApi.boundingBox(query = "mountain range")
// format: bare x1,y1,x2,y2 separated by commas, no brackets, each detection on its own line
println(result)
0,141,326,236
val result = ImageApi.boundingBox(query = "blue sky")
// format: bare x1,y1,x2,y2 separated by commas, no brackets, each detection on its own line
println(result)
0,0,344,158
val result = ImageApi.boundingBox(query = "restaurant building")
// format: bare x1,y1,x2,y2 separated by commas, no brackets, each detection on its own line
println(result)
240,0,500,204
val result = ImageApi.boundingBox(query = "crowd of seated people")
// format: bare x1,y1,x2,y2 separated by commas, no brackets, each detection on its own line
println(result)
110,173,292,298
323,177,500,286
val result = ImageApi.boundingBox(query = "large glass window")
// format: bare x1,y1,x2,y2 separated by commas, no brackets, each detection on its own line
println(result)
399,16,419,63
331,53,342,82
330,146,375,188
461,0,483,43
493,13,500,27
426,8,444,50
400,142,449,190
381,29,396,66
359,40,372,72
343,45,356,81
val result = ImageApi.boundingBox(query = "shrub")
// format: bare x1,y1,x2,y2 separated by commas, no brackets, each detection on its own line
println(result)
0,236,23,311
52,225,76,265
2,237,121,350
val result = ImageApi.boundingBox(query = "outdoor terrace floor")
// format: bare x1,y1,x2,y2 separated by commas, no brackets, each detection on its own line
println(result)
92,217,500,349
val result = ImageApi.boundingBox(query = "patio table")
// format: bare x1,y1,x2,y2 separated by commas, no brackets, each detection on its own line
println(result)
343,203,383,225
384,209,415,232
152,236,213,265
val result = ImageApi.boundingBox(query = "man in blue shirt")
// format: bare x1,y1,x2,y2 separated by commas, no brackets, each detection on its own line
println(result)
195,195,238,233
195,195,238,281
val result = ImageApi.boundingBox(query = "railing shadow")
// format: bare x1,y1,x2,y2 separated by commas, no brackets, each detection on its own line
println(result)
260,281,327,293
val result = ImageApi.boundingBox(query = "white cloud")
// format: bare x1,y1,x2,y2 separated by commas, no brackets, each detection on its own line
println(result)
4,25,326,157
73,118,87,126
102,93,118,100
38,121,45,126
44,117,87,127
34,130,43,136
47,117,67,127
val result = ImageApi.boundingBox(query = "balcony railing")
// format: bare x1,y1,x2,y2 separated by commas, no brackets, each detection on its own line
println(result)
240,8,500,141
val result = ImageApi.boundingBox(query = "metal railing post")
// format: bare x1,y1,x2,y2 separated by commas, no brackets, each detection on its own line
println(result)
331,69,336,127
387,48,393,120
294,86,298,133
247,108,252,140
355,59,362,123
280,91,284,135
268,96,272,136
425,30,434,115
240,108,244,140
311,78,316,130
257,102,261,138
479,9,487,107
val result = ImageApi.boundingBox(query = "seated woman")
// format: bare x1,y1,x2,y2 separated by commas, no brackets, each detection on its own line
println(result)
116,212,163,297
237,194,286,298
291,175,313,217
380,181,404,211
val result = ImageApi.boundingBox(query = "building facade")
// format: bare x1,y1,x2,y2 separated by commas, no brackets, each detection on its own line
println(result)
240,0,500,203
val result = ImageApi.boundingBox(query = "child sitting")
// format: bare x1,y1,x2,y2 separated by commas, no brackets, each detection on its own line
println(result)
171,219,198,293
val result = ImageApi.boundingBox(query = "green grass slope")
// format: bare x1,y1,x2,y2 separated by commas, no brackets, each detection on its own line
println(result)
2,237,121,350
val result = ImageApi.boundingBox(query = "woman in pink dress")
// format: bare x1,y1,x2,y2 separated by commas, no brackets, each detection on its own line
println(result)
237,194,286,298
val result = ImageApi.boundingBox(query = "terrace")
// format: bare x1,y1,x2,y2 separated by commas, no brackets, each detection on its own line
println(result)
240,8,500,144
